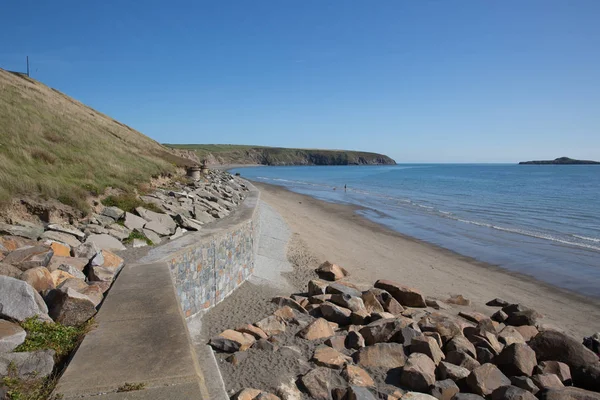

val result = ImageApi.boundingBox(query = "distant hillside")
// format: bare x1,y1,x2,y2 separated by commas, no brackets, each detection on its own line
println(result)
0,69,190,214
519,157,600,165
165,144,396,166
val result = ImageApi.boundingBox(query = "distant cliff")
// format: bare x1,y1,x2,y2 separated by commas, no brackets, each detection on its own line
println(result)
164,144,397,166
519,157,600,165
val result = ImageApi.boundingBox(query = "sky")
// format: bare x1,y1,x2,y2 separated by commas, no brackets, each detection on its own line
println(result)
1,1,599,163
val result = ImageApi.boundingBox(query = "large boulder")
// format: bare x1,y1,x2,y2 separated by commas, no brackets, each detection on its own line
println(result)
430,379,459,400
47,287,97,326
0,320,26,353
3,245,54,271
418,314,462,344
40,230,81,248
0,350,55,379
210,329,255,352
531,374,564,390
359,317,411,345
320,302,352,325
411,335,445,365
502,305,541,327
297,318,335,340
330,294,366,313
467,363,511,396
541,387,600,400
316,261,348,281
21,266,55,292
301,367,333,400
346,386,378,400
491,386,537,400
510,376,539,394
400,353,437,392
446,335,477,359
0,223,43,240
437,361,470,381
102,206,125,220
355,343,406,369
494,343,537,377
84,234,126,251
311,345,352,369
46,223,85,239
0,262,23,278
308,279,329,296
123,212,147,231
374,280,427,307
326,282,362,297
135,207,177,233
343,365,375,387
88,250,124,282
498,327,526,346
445,350,481,371
73,242,101,261
535,361,571,385
362,290,385,314
0,276,51,322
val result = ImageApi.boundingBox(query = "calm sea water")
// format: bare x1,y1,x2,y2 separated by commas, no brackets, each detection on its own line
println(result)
230,164,600,297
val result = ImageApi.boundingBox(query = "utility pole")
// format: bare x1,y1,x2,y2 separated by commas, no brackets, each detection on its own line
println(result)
26,56,30,77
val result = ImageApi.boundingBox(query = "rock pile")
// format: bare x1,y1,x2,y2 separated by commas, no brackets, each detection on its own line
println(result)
210,262,600,400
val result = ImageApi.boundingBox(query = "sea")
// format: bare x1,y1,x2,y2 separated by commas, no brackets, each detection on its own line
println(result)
230,164,600,298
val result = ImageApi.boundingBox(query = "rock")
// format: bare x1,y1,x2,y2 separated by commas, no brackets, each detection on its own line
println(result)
210,329,255,352
0,350,55,379
132,239,148,248
297,318,335,340
446,335,477,358
193,209,215,224
535,361,571,384
351,309,371,325
0,262,22,278
47,241,71,257
498,327,526,346
143,220,173,236
272,297,308,314
107,224,131,241
477,347,495,364
102,206,125,220
470,331,504,356
316,261,348,281
411,335,445,365
255,315,286,336
41,230,81,248
0,320,26,352
370,311,396,322
453,395,485,400
47,287,97,325
326,282,362,297
487,298,510,307
237,324,268,340
438,361,470,381
277,380,303,400
394,327,423,345
88,250,124,282
583,333,600,355
510,376,539,394
362,290,385,313
3,245,54,271
346,386,378,400
73,241,101,261
491,386,537,400
21,266,55,292
135,207,177,232
233,388,262,400
58,264,86,280
375,280,427,307
355,343,407,369
404,394,440,400
325,335,347,351
47,256,88,272
312,345,351,369
273,306,299,323
430,380,460,400
84,234,126,251
346,330,365,349
308,279,329,296
427,298,452,310
467,363,511,396
446,350,481,371
301,367,333,400
541,387,600,400
514,326,538,342
493,310,509,323
0,276,50,322
58,278,89,292
0,223,43,240
401,353,437,392
531,374,564,390
253,338,277,351
330,294,366,312
226,351,249,366
360,317,411,345
123,212,147,231
446,295,471,306
505,310,541,327
494,343,537,377
309,294,333,304
77,284,104,307
382,296,405,315
320,302,352,325
459,311,491,324
47,223,85,239
143,229,162,245
419,314,463,344
173,214,203,231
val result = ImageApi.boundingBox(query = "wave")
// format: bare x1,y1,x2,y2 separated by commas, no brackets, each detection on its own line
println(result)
572,235,600,243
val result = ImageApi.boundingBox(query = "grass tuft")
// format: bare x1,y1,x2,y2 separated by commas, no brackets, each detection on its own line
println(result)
117,382,146,392
15,317,95,358
123,231,153,246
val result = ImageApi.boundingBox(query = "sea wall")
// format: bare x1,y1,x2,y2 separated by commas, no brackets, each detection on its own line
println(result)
139,183,260,318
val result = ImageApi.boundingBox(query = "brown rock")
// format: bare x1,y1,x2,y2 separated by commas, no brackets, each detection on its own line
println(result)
419,313,463,344
393,327,423,345
210,329,255,352
298,318,335,340
233,388,262,400
411,335,445,365
493,310,509,323
382,296,405,316
237,324,268,340
325,335,347,351
48,241,71,257
446,335,477,358
326,282,362,297
271,296,308,314
88,280,111,293
312,344,351,369
531,374,564,390
78,284,104,307
400,353,437,392
437,361,470,381
309,294,333,304
487,298,510,307
0,262,23,278
375,280,427,307
430,379,459,400
471,331,504,356
499,326,526,346
3,245,54,271
255,315,286,336
426,297,452,310
502,304,542,326
330,293,366,312
316,261,348,281
494,343,537,377
343,365,375,387
514,326,538,342
88,250,124,282
274,306,298,322
351,309,370,325
50,269,76,287
536,361,571,384
320,302,352,325
491,386,537,400
542,387,600,400
308,279,329,296
46,256,88,272
477,347,495,364
446,350,481,371
47,287,97,326
58,277,88,291
370,311,396,321
301,367,333,400
510,376,539,394
355,343,407,369
362,290,385,314
21,267,54,292
467,363,511,396
359,317,412,345
459,311,491,324
346,330,365,349
446,294,471,306
0,235,37,252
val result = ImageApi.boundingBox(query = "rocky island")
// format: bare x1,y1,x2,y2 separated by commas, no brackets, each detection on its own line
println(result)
519,157,600,165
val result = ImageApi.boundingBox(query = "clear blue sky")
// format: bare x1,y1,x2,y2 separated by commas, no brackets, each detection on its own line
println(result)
2,1,599,162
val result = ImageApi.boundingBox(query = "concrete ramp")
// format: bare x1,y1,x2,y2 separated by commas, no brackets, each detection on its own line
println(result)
54,262,208,399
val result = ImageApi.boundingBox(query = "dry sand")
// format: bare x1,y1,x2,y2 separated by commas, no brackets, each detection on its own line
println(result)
255,182,600,340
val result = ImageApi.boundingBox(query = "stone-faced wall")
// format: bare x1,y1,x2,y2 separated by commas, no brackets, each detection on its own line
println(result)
139,184,260,318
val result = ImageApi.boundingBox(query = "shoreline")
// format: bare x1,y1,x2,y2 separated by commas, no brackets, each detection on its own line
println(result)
253,181,600,339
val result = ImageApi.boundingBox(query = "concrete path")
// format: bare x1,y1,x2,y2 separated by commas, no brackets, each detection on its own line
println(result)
54,262,208,399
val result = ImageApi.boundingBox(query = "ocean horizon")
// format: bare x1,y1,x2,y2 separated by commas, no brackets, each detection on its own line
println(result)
231,164,600,298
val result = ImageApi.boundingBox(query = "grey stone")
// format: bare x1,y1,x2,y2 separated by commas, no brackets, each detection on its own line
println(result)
0,320,26,353
173,214,203,231
47,287,97,326
446,350,481,371
438,361,470,381
0,223,43,240
123,212,147,231
169,227,185,240
360,317,411,345
135,207,177,233
143,229,162,245
3,245,54,271
0,276,51,322
132,239,148,248
101,206,125,221
301,367,333,400
46,224,85,239
144,220,173,236
404,393,440,400
326,282,362,297
84,234,126,251
107,224,131,240
58,264,86,281
0,350,55,379
330,294,366,312
0,262,23,278
192,208,214,224
92,213,115,227
453,395,485,400
85,224,108,235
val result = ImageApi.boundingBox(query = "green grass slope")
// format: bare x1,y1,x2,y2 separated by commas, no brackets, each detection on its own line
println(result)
166,144,396,166
0,69,188,212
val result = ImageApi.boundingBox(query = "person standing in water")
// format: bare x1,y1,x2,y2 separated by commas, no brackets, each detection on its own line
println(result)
344,184,347,192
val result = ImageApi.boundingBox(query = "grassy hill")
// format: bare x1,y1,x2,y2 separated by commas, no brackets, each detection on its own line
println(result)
0,69,189,213
166,144,396,166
